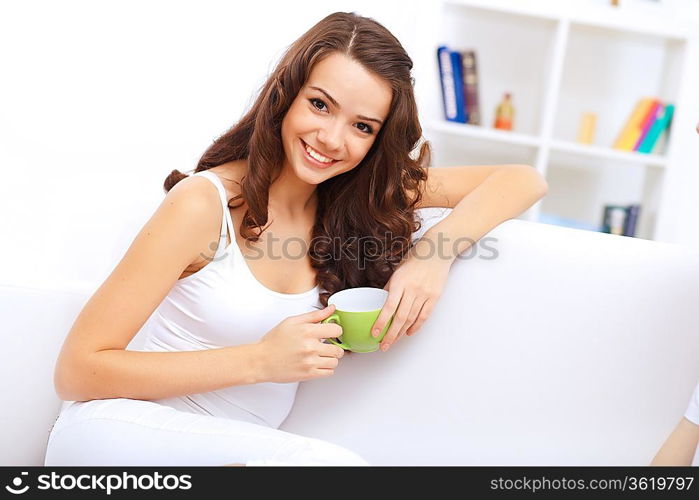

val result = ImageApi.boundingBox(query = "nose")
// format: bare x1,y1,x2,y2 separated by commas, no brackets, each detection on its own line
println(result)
316,121,343,156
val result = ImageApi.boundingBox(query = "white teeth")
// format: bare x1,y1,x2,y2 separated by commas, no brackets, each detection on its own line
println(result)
304,143,334,163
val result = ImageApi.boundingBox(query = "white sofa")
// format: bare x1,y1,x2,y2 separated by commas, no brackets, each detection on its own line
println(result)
3,211,699,466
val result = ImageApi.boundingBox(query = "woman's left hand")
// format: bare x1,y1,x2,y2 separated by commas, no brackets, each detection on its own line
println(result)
371,240,453,351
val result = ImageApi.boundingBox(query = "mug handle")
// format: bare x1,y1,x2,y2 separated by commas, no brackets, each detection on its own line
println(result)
321,314,351,350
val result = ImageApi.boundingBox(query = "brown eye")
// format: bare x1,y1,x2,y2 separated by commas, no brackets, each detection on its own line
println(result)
309,98,327,112
357,123,373,134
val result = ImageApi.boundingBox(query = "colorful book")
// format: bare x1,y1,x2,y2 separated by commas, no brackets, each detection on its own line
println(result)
460,50,480,125
637,104,675,154
436,46,467,123
613,97,656,151
633,101,662,151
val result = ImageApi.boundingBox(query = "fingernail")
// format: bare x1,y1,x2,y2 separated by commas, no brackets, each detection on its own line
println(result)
381,344,389,351
373,328,380,337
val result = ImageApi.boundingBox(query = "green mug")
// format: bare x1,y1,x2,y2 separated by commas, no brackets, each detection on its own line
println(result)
321,287,393,353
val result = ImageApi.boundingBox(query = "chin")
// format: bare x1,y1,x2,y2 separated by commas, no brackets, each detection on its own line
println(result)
292,162,329,185
295,156,343,184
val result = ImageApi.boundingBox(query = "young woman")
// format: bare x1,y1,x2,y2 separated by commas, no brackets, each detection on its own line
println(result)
45,12,547,466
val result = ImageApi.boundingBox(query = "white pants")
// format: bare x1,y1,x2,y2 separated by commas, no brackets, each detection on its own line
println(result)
44,398,370,466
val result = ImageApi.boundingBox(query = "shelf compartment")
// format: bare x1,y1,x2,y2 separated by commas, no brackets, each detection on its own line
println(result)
540,150,661,240
553,22,686,154
432,2,558,136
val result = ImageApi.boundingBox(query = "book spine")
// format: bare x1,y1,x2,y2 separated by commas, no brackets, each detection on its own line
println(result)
633,101,662,151
437,46,458,122
660,104,676,151
638,104,675,154
613,97,654,151
601,205,614,233
449,50,468,123
623,204,641,237
601,204,627,235
461,50,481,125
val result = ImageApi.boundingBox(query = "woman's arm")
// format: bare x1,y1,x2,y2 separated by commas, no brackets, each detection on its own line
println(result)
651,382,699,466
650,418,699,466
61,345,265,402
54,175,265,402
415,164,548,261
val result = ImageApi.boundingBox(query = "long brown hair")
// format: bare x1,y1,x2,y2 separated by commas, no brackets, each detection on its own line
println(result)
163,11,431,306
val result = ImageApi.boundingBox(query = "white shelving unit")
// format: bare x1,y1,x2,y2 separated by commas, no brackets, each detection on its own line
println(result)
415,0,695,241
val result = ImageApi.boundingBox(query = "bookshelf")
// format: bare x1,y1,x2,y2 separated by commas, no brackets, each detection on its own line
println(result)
414,0,695,242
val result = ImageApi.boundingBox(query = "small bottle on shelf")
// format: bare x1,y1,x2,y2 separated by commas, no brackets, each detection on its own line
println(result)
493,92,514,131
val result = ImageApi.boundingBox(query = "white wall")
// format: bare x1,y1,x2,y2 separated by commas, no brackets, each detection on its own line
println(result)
0,0,420,291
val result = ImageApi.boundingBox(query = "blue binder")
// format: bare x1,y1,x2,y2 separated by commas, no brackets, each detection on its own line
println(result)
436,45,467,123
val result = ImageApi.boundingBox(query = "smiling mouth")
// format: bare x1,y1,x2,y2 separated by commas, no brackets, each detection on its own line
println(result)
300,139,339,165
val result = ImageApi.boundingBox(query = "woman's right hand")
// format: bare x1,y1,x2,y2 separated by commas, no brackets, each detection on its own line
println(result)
256,304,346,383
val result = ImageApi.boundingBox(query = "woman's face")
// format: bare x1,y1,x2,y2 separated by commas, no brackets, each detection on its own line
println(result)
281,52,393,185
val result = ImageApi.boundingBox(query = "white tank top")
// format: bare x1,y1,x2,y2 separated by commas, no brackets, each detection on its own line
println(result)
137,170,323,428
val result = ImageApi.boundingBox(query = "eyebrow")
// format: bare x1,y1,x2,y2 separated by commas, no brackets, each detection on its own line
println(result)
309,86,384,126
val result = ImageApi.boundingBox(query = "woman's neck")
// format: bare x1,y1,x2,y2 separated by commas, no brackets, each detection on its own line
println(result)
267,164,318,220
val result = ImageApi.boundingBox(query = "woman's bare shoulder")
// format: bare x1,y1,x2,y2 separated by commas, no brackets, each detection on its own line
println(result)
207,160,248,200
